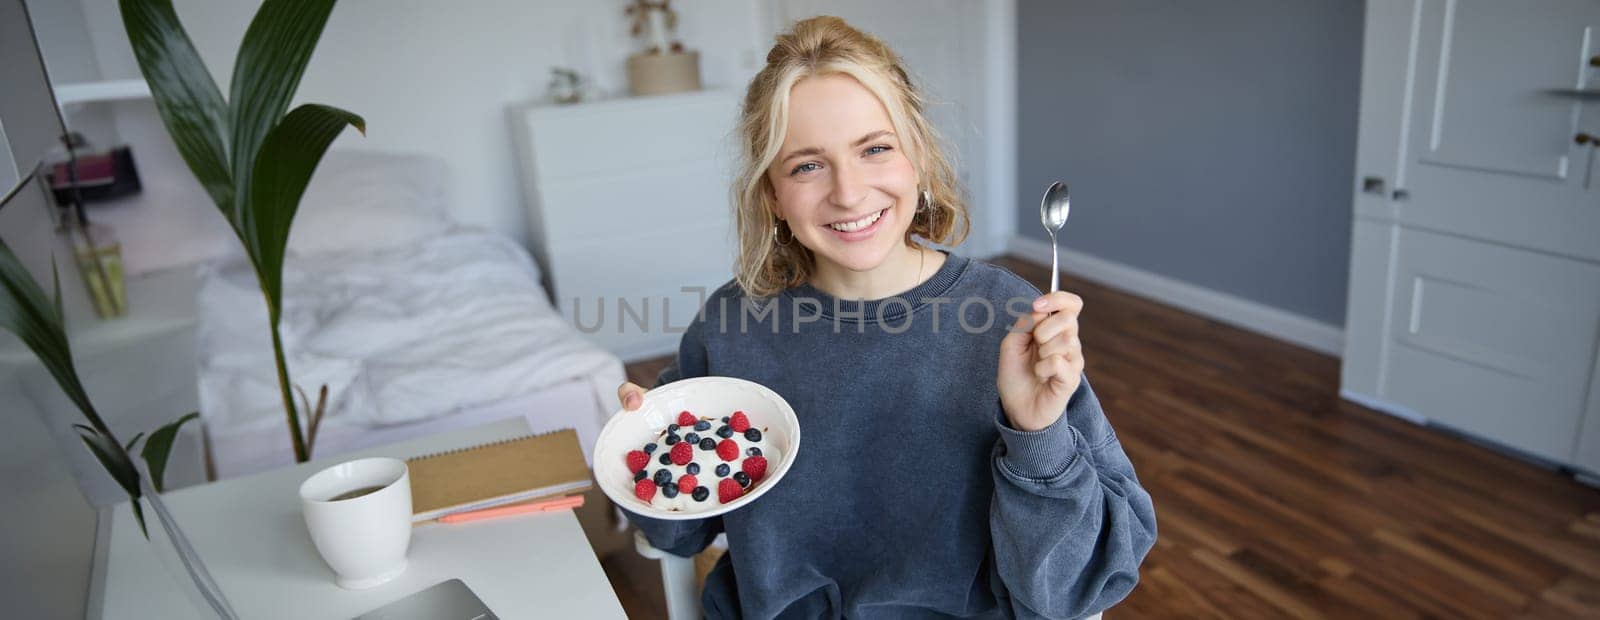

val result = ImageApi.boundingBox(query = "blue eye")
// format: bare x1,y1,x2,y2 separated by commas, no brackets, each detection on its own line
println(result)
790,162,820,176
865,145,892,156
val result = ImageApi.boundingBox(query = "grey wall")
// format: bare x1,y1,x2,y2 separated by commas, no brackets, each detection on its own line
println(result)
1016,0,1362,326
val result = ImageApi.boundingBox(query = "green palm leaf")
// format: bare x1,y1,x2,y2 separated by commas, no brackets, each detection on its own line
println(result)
247,103,364,302
140,412,200,493
0,235,148,534
75,425,145,535
229,0,338,255
117,0,233,214
0,239,108,437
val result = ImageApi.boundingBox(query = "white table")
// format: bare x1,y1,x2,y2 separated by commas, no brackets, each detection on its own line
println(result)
89,417,625,618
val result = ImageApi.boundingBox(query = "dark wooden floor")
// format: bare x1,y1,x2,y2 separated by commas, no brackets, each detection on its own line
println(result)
603,255,1600,619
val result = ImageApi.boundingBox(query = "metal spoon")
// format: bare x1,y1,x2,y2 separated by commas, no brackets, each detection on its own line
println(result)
1039,181,1070,293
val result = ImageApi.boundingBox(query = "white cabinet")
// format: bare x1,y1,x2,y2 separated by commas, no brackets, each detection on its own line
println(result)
1341,0,1600,474
510,90,740,361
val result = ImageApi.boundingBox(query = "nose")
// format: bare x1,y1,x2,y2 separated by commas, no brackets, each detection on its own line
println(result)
827,160,868,210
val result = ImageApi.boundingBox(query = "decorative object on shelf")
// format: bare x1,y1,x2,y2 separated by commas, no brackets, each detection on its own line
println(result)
66,220,127,318
46,133,128,319
46,132,142,205
0,213,231,617
623,0,701,97
547,67,586,105
119,0,360,464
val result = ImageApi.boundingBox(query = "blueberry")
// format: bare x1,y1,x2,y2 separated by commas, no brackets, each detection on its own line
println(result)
667,424,679,432
691,486,709,502
643,443,657,454
699,437,717,451
654,469,672,486
633,470,647,482
686,462,700,475
715,463,730,477
694,420,711,431
733,471,751,488
746,447,762,457
685,432,700,444
716,425,734,438
664,434,679,445
721,416,730,423
744,428,762,442
662,483,679,498
658,453,672,465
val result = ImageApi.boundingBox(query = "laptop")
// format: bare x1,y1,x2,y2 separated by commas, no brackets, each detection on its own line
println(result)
353,579,498,620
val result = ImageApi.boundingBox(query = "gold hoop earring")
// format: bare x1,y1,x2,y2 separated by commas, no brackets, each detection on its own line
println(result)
772,221,793,247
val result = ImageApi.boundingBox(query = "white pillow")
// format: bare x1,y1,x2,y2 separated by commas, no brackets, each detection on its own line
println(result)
286,150,451,255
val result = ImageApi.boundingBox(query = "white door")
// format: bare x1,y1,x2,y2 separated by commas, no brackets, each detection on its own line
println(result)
1395,0,1600,261
1345,0,1600,466
767,1,995,252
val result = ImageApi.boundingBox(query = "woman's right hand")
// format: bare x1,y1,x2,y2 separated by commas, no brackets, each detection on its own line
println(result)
617,381,647,411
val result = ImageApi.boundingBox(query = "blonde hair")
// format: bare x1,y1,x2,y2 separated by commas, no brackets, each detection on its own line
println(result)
732,16,970,298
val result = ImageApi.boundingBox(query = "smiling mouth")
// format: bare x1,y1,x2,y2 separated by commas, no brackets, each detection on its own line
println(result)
827,209,886,233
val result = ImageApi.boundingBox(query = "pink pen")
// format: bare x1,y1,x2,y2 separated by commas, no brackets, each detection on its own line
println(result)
438,495,586,524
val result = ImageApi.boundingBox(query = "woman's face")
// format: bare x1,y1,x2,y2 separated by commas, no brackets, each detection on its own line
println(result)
768,73,919,274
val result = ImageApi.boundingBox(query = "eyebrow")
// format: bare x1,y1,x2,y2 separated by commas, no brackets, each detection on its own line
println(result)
779,130,896,165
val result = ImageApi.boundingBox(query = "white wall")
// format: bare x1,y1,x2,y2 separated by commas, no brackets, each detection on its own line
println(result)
63,0,767,243
28,0,102,84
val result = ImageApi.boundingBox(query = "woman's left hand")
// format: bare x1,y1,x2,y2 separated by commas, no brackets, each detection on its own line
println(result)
998,291,1086,432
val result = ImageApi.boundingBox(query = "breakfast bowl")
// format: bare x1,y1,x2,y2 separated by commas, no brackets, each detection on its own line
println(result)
593,376,800,520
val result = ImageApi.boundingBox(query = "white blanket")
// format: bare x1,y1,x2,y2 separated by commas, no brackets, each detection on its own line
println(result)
196,228,624,438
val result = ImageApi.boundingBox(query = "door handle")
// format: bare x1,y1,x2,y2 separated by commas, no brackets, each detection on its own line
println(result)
1361,176,1408,201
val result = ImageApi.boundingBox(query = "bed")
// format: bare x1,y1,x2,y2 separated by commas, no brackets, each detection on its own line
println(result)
194,150,624,479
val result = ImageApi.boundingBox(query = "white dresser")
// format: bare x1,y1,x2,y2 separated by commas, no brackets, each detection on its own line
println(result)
511,90,741,361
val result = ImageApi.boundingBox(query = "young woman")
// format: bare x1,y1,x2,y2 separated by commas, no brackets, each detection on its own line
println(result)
616,16,1156,619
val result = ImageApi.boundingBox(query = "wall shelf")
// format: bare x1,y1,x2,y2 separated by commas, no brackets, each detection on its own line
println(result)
54,79,151,106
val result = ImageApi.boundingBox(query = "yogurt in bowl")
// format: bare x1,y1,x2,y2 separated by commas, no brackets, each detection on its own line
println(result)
593,377,800,520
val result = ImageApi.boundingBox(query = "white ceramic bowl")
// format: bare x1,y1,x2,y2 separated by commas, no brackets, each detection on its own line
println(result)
593,376,800,520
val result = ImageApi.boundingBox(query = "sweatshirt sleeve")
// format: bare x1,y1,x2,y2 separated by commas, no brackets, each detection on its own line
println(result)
622,315,722,557
989,377,1158,619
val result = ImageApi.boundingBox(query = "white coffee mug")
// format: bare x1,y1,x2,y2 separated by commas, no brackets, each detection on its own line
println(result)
299,457,412,589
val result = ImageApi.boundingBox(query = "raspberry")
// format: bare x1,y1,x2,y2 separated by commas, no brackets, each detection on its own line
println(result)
635,479,656,502
716,438,739,461
626,450,650,473
742,455,768,481
678,474,698,494
718,478,743,503
677,411,697,426
670,441,693,466
729,411,750,433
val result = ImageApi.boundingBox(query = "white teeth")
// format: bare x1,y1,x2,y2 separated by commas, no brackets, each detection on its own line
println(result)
829,209,883,232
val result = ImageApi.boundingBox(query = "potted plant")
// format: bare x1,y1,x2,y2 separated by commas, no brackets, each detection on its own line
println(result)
119,0,364,463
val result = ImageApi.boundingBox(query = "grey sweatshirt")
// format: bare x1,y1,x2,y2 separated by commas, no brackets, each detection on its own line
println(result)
625,253,1157,619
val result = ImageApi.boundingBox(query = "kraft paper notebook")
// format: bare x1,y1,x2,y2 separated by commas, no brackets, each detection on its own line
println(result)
406,428,592,522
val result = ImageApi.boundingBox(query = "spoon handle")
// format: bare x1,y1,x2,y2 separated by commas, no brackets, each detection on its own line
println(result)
1049,235,1060,293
